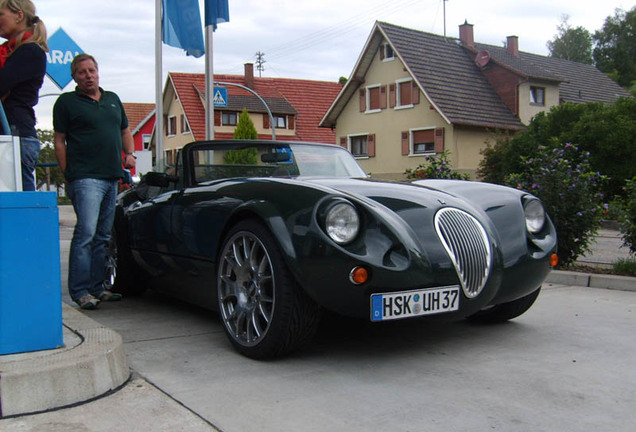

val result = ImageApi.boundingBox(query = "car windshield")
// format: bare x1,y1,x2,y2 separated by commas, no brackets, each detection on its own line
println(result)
190,142,368,184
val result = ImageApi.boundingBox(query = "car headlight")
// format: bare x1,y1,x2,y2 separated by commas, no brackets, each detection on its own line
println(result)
524,198,546,234
324,202,360,244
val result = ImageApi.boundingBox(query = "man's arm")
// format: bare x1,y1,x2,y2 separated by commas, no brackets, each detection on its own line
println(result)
53,131,67,174
121,127,136,169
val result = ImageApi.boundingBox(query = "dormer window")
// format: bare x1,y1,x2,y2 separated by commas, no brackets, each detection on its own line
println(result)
380,43,395,61
530,86,545,106
274,115,286,128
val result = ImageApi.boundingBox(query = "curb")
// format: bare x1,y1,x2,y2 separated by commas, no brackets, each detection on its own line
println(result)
546,270,636,292
0,303,129,418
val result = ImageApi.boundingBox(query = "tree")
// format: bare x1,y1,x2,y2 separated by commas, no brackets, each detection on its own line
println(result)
478,99,636,200
547,15,593,64
233,108,258,140
35,129,65,193
225,108,258,164
593,7,636,88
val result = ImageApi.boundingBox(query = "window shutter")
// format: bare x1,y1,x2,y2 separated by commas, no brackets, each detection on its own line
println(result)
434,127,445,153
411,82,420,105
164,115,169,135
380,85,387,109
380,45,385,61
214,111,221,127
288,115,295,130
339,137,347,149
389,84,396,108
359,89,366,112
263,114,270,129
401,131,409,155
367,134,376,157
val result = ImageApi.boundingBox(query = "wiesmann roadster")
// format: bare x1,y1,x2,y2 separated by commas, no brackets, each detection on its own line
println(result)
107,140,558,359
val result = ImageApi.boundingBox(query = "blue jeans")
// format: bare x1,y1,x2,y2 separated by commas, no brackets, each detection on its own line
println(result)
67,178,118,301
20,136,41,191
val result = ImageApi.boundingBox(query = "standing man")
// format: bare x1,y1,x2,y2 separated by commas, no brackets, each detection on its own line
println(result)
53,53,136,310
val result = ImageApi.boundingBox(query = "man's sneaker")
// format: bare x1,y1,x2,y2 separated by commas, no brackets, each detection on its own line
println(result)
99,290,123,302
76,294,100,310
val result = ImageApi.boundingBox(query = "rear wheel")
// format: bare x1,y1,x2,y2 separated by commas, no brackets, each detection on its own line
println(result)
217,219,321,359
467,287,541,323
105,226,146,296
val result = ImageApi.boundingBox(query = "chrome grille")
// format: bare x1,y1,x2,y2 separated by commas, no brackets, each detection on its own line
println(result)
434,208,492,298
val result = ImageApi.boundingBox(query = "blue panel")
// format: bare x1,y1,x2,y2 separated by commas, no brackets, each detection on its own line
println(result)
0,192,63,355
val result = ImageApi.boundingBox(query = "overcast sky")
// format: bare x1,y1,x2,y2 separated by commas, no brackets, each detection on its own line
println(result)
29,0,628,130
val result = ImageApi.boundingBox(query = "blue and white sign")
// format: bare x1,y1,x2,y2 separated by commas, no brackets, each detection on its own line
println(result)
46,28,84,90
213,87,228,107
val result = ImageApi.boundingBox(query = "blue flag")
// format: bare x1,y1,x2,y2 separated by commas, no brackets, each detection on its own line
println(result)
161,0,205,57
204,0,230,30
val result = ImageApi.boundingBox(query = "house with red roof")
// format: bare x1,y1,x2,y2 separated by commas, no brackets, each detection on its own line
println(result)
161,64,342,166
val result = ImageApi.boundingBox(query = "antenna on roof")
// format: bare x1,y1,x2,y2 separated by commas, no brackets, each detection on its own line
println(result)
443,0,449,37
255,52,266,77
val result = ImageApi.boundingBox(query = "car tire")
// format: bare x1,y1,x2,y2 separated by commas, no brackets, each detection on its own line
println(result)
466,287,541,323
217,219,321,359
105,226,147,296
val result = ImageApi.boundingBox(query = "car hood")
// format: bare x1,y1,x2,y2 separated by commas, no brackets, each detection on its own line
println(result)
302,177,531,267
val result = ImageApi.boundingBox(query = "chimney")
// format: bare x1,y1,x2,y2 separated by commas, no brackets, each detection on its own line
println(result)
244,63,254,89
507,35,519,57
459,21,474,48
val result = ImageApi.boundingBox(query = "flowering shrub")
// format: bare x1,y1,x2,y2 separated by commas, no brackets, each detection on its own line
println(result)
620,177,636,255
506,142,607,267
405,151,470,180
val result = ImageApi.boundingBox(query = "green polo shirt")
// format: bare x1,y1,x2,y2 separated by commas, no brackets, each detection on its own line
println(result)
53,87,129,181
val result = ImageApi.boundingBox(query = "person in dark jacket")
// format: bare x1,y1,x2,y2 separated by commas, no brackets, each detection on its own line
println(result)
0,0,47,191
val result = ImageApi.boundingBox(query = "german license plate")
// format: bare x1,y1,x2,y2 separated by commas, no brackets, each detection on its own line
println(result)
371,286,460,322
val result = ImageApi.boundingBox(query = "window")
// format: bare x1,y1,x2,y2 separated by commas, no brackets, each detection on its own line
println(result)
381,43,394,61
349,135,368,157
530,86,545,105
167,116,177,136
165,149,175,166
181,115,190,133
398,80,413,107
274,115,286,129
359,86,387,112
222,111,238,126
142,134,151,150
412,129,435,154
368,86,381,111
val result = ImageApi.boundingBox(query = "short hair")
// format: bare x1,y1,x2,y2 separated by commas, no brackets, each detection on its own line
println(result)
71,54,98,77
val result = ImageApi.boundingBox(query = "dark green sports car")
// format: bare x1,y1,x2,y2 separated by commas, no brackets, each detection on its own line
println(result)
108,140,558,359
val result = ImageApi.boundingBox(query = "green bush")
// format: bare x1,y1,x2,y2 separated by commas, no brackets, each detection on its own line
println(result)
506,142,607,267
619,177,636,255
405,151,470,180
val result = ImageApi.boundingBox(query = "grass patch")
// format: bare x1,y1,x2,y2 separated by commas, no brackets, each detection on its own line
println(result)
612,258,636,276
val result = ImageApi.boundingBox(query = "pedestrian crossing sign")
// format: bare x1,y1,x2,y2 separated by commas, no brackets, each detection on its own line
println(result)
213,87,228,107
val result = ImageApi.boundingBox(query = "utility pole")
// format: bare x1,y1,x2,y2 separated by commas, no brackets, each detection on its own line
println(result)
255,51,266,77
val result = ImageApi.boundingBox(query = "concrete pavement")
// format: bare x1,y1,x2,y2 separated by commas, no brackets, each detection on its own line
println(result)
0,205,634,429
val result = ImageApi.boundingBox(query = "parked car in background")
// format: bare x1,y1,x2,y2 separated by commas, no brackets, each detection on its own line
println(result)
107,140,558,358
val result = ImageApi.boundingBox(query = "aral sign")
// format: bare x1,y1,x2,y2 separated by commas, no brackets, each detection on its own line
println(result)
46,28,84,90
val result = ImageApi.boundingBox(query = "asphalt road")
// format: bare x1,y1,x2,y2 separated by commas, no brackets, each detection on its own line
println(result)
57,225,636,432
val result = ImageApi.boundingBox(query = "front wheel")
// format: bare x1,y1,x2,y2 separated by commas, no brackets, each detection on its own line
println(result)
466,287,541,323
217,219,321,359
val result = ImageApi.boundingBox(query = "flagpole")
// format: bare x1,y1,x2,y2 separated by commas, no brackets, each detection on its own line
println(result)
155,0,164,171
205,25,214,140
